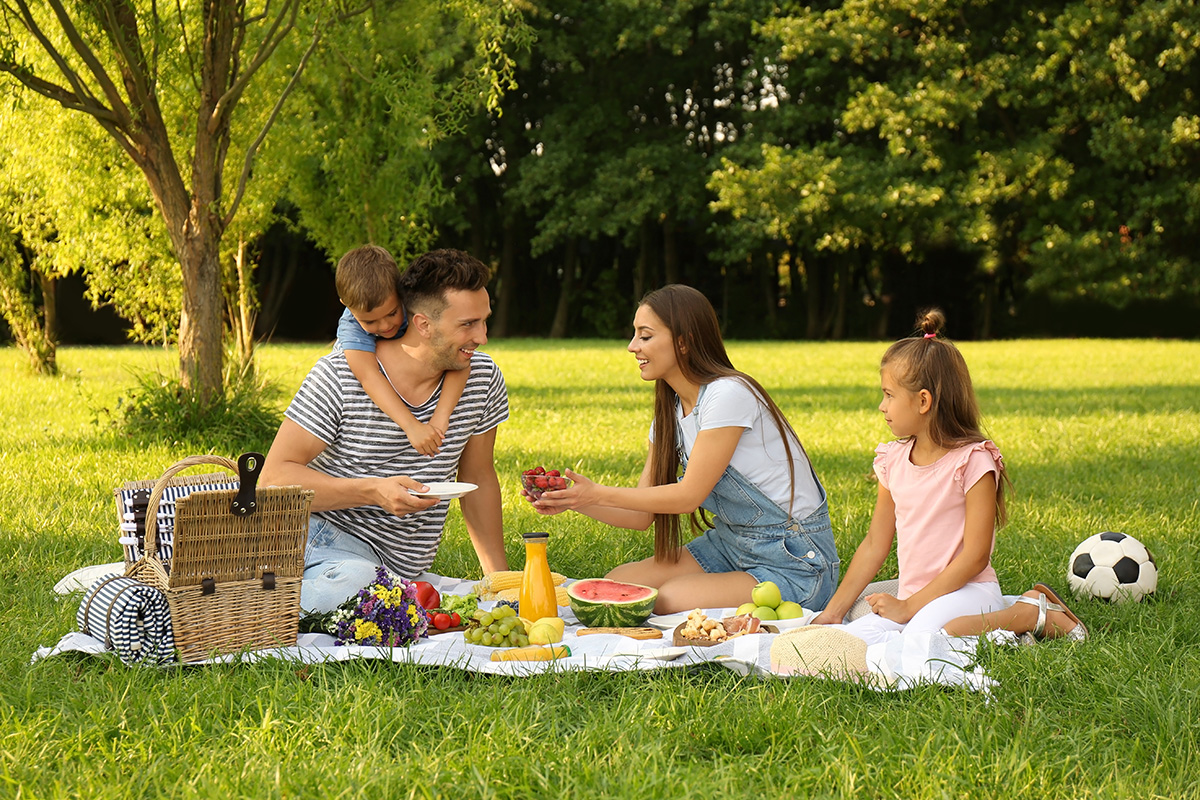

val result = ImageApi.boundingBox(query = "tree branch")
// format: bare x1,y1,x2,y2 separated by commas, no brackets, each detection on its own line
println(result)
173,0,200,93
91,0,155,109
221,19,322,228
38,0,137,126
5,0,104,112
0,63,120,125
208,0,299,132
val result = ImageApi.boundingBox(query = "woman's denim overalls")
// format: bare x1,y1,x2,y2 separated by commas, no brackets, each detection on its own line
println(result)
679,386,840,608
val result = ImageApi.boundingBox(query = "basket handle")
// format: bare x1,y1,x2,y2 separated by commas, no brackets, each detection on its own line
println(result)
142,454,241,561
231,452,264,517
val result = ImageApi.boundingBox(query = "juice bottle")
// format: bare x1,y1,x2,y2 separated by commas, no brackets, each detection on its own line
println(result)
520,532,558,623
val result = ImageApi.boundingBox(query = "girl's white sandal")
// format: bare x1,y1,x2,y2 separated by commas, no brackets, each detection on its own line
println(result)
1013,583,1088,642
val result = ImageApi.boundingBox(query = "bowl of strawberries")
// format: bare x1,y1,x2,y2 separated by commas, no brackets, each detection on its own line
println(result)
520,466,572,500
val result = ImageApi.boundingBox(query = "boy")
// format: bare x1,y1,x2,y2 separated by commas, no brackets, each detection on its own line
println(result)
334,244,468,455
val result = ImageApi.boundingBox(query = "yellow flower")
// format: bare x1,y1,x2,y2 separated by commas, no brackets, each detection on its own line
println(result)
354,621,382,642
378,586,407,608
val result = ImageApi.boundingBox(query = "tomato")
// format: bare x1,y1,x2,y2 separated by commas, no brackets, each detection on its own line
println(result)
413,581,440,610
449,612,461,627
432,613,452,631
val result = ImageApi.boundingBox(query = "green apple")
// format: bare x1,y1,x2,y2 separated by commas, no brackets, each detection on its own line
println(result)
735,602,758,616
750,580,782,609
775,600,805,619
751,605,779,620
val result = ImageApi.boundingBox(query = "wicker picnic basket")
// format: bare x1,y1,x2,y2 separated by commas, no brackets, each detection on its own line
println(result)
114,469,240,570
125,453,314,662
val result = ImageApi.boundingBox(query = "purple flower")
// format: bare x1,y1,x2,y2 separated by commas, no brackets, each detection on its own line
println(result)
331,567,430,647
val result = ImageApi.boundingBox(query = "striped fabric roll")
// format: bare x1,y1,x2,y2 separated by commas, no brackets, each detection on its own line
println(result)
118,481,240,566
77,574,176,665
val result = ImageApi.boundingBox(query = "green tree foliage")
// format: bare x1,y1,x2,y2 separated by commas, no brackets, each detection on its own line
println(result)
0,0,530,395
0,96,179,347
0,0,323,401
710,0,1200,335
279,0,530,265
434,0,793,337
0,221,57,373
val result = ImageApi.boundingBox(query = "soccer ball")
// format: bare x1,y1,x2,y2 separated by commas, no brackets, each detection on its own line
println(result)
1067,531,1157,602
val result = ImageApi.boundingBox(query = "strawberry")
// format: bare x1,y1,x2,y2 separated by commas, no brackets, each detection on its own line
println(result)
546,469,561,477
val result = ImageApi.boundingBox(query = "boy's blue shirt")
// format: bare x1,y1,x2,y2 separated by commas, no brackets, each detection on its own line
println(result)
335,305,409,353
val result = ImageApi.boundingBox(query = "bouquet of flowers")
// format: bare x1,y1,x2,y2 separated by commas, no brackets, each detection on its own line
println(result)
326,567,430,646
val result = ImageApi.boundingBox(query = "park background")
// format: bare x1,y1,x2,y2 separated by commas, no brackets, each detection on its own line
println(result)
2,0,1197,387
2,2,1200,797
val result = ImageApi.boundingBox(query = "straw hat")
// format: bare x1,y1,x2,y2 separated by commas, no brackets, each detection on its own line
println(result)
769,625,870,678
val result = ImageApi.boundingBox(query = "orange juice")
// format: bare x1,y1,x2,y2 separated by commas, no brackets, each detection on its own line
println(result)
520,532,558,623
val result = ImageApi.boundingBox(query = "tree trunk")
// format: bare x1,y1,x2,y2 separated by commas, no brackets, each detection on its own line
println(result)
39,272,57,345
979,274,996,339
176,229,226,400
123,77,226,403
492,222,517,336
226,235,258,376
831,257,849,340
634,220,653,301
758,251,777,333
37,271,57,375
804,254,826,339
549,238,578,339
662,215,679,286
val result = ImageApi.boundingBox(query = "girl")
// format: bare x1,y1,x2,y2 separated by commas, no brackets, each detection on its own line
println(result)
528,285,839,614
812,309,1013,645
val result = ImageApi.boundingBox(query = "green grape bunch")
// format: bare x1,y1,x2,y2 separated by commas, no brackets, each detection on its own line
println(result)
463,604,530,648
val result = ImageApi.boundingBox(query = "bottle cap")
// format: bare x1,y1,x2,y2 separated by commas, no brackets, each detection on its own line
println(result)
522,531,550,542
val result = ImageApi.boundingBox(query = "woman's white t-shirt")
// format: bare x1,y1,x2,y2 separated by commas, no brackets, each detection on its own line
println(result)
650,377,823,521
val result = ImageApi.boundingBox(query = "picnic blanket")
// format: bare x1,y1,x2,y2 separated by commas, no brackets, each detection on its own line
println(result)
74,573,176,666
38,568,1006,691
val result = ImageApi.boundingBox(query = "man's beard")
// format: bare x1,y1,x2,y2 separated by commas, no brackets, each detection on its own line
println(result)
429,329,470,372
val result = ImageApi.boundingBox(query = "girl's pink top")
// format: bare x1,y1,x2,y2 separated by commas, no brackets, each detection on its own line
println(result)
874,438,1003,600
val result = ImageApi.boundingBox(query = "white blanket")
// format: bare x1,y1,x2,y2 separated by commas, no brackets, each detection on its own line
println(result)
37,568,1006,691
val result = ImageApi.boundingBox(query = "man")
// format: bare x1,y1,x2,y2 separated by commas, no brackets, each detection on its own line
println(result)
262,247,509,612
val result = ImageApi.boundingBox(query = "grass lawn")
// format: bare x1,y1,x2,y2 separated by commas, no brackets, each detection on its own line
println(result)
2,338,1199,799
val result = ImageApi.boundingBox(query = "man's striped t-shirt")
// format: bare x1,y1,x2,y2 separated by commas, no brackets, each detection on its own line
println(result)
284,350,509,577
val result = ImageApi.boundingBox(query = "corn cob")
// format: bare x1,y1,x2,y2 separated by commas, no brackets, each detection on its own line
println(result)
486,585,571,606
476,570,566,595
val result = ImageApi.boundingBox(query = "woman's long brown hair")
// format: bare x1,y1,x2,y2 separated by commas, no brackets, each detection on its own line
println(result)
641,285,808,561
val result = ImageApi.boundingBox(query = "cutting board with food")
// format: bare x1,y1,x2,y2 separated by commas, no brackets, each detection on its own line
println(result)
673,610,777,647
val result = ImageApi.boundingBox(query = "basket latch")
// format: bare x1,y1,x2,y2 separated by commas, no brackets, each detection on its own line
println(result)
231,452,264,517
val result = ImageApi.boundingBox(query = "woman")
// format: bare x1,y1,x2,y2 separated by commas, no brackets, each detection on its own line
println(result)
528,285,839,613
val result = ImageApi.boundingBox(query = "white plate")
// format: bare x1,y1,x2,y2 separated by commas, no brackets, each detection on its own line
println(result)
632,646,688,661
646,608,813,631
645,611,697,631
722,608,814,629
605,645,689,662
53,562,125,595
410,481,478,500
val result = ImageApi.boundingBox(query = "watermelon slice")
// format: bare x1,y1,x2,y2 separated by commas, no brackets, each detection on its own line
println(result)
567,578,659,628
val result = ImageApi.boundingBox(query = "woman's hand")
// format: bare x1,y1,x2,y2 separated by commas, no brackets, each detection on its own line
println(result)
529,469,598,512
865,592,913,624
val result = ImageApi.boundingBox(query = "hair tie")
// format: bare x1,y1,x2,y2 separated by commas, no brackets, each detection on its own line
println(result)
923,332,936,339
